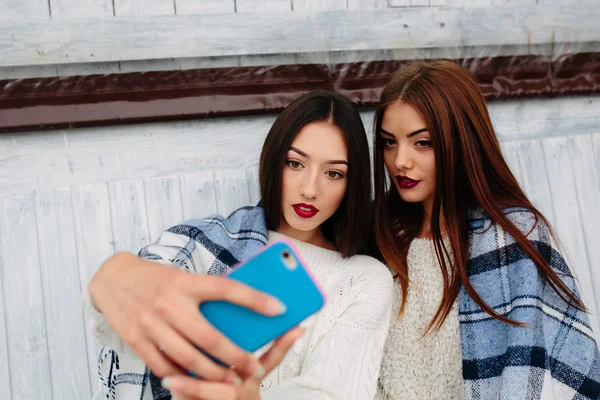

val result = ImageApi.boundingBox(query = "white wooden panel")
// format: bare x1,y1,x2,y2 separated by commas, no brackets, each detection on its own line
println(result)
56,62,120,77
119,59,182,73
515,140,555,224
429,0,448,5
179,56,240,70
293,0,346,10
499,141,523,186
49,0,113,19
71,183,115,393
36,187,92,400
0,192,53,400
389,0,429,6
0,0,49,19
594,134,600,187
214,169,251,216
237,0,291,12
144,175,184,241
108,180,151,253
0,218,12,400
542,137,600,338
114,0,174,16
176,0,235,14
4,5,597,66
567,134,600,322
179,172,219,220
246,167,261,206
0,65,58,79
240,54,297,66
347,0,387,9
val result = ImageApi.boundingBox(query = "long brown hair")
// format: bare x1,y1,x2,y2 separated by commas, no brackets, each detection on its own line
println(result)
372,60,585,332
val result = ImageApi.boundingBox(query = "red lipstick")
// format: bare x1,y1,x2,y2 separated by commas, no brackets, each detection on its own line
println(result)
396,175,420,189
292,203,319,218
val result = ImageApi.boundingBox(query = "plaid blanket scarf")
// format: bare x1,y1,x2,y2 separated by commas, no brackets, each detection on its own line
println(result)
95,206,600,399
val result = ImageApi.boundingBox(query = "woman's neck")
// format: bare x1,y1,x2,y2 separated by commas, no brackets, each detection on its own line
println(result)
275,224,335,251
418,201,445,239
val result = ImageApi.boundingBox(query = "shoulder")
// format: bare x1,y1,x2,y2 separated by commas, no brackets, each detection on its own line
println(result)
468,206,550,240
342,254,394,293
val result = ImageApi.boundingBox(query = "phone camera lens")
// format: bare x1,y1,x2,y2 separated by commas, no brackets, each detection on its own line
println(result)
283,251,290,258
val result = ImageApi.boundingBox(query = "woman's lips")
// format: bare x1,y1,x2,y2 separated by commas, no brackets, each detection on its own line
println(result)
396,175,420,189
292,203,319,218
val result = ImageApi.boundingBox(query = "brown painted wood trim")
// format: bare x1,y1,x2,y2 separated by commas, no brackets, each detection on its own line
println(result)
1,52,599,133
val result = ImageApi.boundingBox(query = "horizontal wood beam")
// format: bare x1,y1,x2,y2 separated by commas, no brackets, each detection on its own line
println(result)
0,5,598,67
1,52,599,133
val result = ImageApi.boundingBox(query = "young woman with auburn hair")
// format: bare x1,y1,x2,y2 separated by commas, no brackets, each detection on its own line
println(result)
372,60,600,399
87,90,393,400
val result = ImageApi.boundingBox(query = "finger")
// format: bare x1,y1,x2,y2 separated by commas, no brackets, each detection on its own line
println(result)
162,375,239,400
259,327,304,375
128,336,183,378
145,314,234,381
185,275,286,316
161,293,264,380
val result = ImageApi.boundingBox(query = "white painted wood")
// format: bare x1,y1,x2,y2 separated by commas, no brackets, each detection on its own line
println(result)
0,192,53,400
4,5,597,66
237,0,291,12
595,134,600,188
108,180,151,253
429,0,448,5
293,0,347,10
567,134,600,323
542,137,600,338
119,59,182,73
239,54,297,66
179,56,240,70
114,0,174,16
214,169,252,216
179,172,219,220
499,141,524,186
71,183,115,395
144,175,184,240
347,0,387,9
0,65,58,79
514,140,555,224
246,167,261,205
175,0,235,14
49,0,113,19
0,0,49,19
0,218,12,400
35,187,92,400
56,62,120,76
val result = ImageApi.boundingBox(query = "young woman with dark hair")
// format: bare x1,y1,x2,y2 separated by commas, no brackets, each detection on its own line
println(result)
87,90,393,400
372,60,600,399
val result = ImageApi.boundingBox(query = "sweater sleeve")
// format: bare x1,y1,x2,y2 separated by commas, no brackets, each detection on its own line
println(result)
260,260,394,400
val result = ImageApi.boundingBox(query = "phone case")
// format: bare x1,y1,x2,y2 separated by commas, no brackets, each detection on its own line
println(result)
199,239,326,353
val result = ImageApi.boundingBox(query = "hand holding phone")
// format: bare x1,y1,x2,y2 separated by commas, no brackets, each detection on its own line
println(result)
199,239,326,355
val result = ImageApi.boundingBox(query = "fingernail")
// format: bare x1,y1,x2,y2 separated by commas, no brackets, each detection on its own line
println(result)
161,377,172,390
267,298,286,315
225,374,243,386
251,363,265,379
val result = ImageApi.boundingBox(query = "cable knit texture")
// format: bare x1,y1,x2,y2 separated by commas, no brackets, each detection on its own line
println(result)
376,238,463,400
87,229,393,400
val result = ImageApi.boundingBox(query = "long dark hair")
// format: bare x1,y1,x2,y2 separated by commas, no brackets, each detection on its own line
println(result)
260,90,372,257
372,60,585,331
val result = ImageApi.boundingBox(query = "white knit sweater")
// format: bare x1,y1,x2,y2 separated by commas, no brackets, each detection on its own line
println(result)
88,230,393,400
376,238,463,400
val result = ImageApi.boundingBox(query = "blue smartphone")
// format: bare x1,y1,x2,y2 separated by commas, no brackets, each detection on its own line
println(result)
198,239,326,363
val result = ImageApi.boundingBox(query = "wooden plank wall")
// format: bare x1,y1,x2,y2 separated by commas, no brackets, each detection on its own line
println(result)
1,94,600,399
0,1,599,399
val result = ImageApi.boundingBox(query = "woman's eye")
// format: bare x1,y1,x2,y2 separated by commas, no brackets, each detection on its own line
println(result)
326,171,343,179
416,140,432,148
383,138,396,147
287,160,303,169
